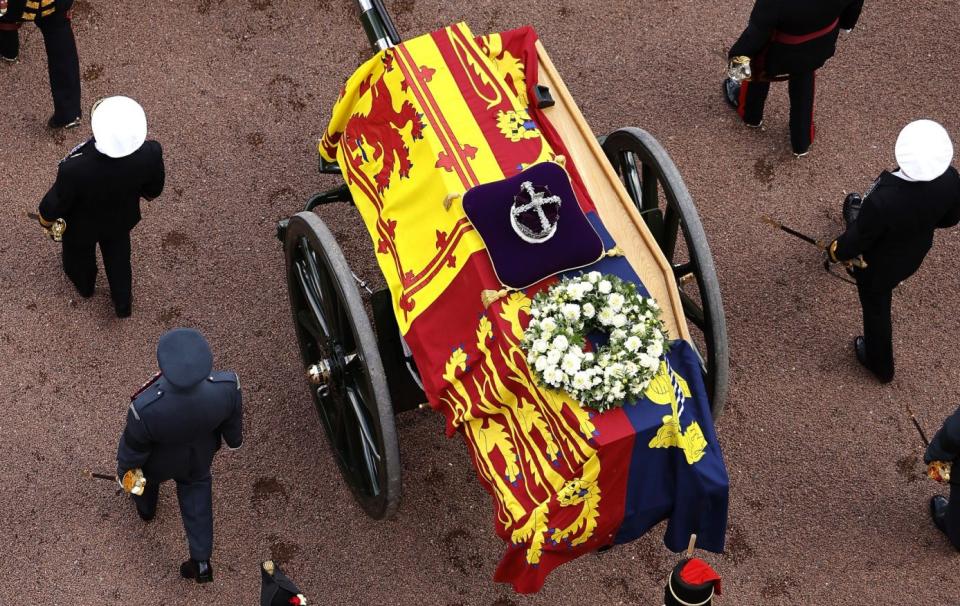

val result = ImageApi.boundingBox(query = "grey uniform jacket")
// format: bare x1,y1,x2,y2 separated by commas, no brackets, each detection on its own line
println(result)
116,371,242,481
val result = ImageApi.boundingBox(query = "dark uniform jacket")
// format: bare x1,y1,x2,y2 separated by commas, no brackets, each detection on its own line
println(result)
38,139,165,244
835,168,960,291
926,407,960,485
116,371,243,482
729,0,864,77
1,0,72,21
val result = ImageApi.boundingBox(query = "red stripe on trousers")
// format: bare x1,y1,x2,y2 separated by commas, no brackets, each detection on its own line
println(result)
810,73,816,144
737,80,749,119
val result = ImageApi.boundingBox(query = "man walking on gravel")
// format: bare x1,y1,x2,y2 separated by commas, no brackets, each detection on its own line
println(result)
116,328,244,584
825,120,960,382
723,0,863,157
0,0,82,129
926,406,960,551
36,95,164,317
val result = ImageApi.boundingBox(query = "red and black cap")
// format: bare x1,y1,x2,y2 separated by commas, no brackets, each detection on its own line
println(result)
664,558,721,606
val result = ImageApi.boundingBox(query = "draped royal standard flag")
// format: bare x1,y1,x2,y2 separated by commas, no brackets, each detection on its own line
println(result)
319,22,556,333
320,23,728,593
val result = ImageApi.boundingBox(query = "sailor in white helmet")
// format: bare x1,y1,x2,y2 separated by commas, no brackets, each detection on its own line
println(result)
36,95,165,317
825,120,960,382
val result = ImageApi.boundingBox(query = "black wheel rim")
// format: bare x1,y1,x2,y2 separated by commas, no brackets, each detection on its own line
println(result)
601,128,729,416
284,212,400,517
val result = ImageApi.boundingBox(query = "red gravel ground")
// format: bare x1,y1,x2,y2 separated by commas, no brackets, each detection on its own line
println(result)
2,1,959,604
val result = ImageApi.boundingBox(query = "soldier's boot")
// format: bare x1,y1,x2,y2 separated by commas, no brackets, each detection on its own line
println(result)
0,26,20,62
854,336,894,383
180,559,213,584
47,114,81,130
931,496,949,536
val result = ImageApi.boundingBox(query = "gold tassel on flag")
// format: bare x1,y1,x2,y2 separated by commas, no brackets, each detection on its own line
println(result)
605,246,624,257
481,288,510,308
443,192,462,211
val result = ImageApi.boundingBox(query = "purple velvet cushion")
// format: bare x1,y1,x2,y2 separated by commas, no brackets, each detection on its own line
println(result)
462,162,604,289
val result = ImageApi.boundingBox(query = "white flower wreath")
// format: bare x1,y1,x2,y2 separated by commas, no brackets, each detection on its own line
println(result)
522,272,669,412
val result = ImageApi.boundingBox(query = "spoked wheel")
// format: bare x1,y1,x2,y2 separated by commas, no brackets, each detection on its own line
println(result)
601,127,729,417
283,211,401,518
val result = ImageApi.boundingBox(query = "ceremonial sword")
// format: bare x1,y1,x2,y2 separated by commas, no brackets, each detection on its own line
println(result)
904,402,930,446
82,470,117,482
902,404,952,483
760,215,866,284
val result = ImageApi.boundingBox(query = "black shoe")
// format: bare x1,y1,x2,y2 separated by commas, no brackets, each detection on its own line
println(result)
115,302,132,318
135,505,154,522
853,336,894,383
931,495,949,535
47,114,81,130
180,559,213,583
723,78,739,110
75,285,94,298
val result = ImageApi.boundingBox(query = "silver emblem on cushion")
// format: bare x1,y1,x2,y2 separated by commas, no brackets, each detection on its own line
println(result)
509,181,562,244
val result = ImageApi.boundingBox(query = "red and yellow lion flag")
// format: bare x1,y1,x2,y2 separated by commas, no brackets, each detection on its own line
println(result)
320,23,728,593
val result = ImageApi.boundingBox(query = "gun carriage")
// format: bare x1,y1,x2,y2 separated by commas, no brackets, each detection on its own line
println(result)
275,0,729,584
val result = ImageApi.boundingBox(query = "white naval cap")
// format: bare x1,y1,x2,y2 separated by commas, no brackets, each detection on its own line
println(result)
91,96,147,158
894,119,954,182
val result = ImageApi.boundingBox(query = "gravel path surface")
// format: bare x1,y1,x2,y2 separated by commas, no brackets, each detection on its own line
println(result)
2,1,959,604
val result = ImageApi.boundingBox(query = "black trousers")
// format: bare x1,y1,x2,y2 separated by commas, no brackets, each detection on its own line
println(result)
945,483,960,551
133,474,215,561
61,233,132,309
736,71,816,154
0,9,81,122
855,279,895,382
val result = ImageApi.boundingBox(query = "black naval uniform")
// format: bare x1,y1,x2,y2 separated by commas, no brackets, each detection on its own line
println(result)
728,0,864,154
38,138,164,316
832,168,960,382
116,329,243,577
925,406,960,550
0,0,81,126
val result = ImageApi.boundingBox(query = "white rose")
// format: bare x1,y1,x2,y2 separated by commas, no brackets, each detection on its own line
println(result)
571,371,591,390
533,339,549,353
565,283,584,301
597,307,615,326
552,334,569,351
608,292,625,312
561,303,580,321
535,355,549,371
546,349,563,366
540,318,557,333
611,329,627,341
582,303,596,318
611,313,627,328
598,280,612,294
646,340,663,358
587,271,601,283
561,353,582,374
624,335,642,352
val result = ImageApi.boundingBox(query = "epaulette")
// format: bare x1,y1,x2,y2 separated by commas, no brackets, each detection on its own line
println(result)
130,386,165,419
59,138,92,165
209,370,240,390
130,371,162,402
